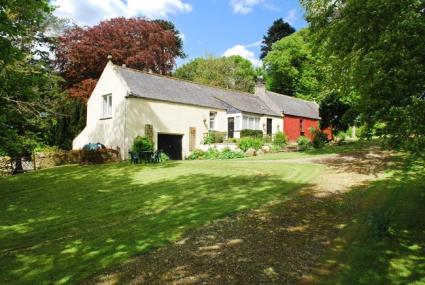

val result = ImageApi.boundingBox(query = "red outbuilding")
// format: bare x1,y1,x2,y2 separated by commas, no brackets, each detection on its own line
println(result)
257,86,322,142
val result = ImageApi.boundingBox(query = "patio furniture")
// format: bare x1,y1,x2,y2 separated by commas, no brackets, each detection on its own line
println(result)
151,150,163,163
129,151,140,164
140,151,154,163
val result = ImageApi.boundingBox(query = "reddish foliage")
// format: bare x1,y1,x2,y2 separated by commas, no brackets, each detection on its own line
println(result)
55,17,183,100
67,79,98,101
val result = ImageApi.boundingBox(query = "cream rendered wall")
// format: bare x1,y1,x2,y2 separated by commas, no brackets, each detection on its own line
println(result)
260,115,283,136
72,62,129,157
124,98,227,159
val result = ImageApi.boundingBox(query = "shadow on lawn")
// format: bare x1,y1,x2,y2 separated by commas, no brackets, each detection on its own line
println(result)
82,155,425,285
0,162,310,285
307,155,425,285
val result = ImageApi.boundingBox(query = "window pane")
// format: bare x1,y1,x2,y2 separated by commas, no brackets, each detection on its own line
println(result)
102,96,107,117
209,112,216,130
242,117,247,129
249,117,254,129
108,95,112,116
255,118,260,130
235,116,240,130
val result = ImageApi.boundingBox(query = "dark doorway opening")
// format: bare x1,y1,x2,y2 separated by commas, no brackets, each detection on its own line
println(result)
266,118,272,135
157,134,183,160
228,117,235,138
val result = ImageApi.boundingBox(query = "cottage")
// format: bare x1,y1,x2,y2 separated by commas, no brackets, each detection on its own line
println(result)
73,60,321,159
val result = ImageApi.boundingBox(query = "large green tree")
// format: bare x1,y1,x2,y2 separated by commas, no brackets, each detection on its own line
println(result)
260,18,295,59
0,0,52,64
302,0,425,151
264,29,321,98
0,0,63,156
264,29,355,132
174,55,256,93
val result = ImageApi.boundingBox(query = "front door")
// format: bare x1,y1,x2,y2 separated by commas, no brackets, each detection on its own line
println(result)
228,117,235,138
266,118,272,135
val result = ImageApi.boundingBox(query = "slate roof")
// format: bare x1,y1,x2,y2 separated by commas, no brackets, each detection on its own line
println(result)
113,64,319,119
264,91,320,119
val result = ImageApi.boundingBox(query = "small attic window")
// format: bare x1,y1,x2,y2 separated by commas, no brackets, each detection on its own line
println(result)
102,94,112,118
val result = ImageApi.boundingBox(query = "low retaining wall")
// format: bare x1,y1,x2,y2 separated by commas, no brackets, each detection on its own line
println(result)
0,149,121,176
199,143,239,151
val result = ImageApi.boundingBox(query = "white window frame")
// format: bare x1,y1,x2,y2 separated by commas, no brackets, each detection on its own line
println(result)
242,114,261,130
235,115,241,131
209,111,217,130
102,94,112,119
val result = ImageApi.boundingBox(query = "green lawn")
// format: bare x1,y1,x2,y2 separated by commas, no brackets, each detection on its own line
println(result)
0,159,322,285
314,154,425,285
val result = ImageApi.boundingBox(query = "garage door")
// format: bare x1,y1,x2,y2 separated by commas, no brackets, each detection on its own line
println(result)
157,134,183,160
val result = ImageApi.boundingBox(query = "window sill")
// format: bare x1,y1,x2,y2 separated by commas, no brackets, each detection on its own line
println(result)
100,116,112,120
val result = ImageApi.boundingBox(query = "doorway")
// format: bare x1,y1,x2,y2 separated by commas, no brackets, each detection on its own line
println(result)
157,134,183,160
228,117,235,138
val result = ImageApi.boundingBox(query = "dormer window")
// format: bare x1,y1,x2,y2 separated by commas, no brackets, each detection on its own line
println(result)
209,111,217,130
102,94,112,118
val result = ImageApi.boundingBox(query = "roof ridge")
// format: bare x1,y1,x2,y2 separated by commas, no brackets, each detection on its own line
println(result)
112,64,259,97
266,90,318,105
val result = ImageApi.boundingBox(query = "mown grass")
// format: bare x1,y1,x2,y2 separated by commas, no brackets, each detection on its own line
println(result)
0,159,322,285
314,154,425,285
247,139,379,161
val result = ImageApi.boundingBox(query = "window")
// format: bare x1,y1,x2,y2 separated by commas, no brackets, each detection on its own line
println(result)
242,115,261,130
102,94,112,118
242,116,248,129
209,111,217,130
235,115,241,130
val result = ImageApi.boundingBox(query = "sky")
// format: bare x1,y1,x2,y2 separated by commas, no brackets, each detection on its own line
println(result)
52,0,308,67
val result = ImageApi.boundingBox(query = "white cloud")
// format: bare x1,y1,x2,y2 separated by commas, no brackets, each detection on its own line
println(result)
223,44,262,67
52,0,192,26
284,9,298,25
229,0,263,14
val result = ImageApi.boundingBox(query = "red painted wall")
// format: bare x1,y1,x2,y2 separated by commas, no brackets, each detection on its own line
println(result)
283,115,319,142
322,127,333,141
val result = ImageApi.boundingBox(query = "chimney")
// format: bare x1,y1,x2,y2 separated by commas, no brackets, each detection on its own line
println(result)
107,55,113,62
122,64,126,68
255,75,266,96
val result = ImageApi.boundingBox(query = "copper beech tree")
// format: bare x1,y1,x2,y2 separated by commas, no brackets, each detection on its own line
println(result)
55,17,185,101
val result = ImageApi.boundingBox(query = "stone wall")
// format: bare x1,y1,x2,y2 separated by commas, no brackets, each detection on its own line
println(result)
0,156,12,176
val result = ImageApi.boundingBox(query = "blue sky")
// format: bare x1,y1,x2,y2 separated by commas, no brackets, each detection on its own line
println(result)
53,0,307,67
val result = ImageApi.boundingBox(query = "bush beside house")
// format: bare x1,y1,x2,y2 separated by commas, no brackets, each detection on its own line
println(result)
187,148,245,160
132,136,154,152
240,129,263,138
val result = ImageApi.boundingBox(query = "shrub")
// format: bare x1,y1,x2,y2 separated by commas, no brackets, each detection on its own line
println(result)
262,135,272,143
297,136,311,150
238,137,264,152
225,137,238,143
310,127,328,149
159,153,169,162
187,148,244,160
132,136,153,153
219,147,245,159
187,149,205,160
334,131,347,144
273,132,287,149
240,129,263,138
203,131,226,144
